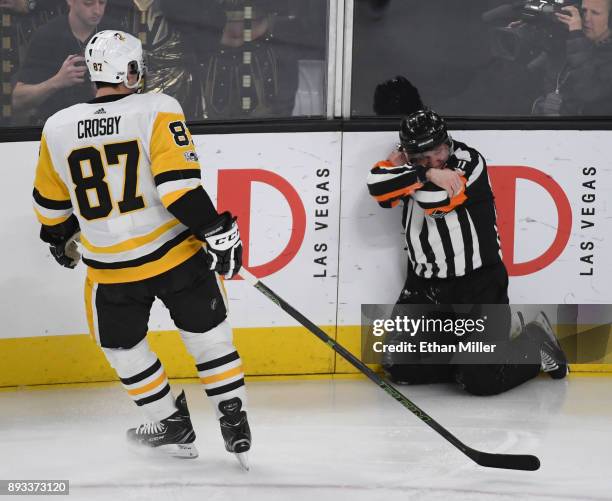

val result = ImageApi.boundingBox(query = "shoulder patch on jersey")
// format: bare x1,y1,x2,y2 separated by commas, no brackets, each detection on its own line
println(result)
184,151,199,162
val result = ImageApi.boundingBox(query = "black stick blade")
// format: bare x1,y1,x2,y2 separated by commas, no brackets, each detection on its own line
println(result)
472,451,541,471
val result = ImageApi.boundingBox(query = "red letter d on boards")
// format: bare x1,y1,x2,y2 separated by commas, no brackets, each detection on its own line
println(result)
217,169,307,279
489,166,572,277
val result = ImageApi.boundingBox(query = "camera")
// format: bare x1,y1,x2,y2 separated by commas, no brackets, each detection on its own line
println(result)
483,0,581,68
520,0,580,22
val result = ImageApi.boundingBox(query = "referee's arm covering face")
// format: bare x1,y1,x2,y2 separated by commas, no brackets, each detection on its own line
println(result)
366,140,486,213
411,141,486,216
366,160,424,208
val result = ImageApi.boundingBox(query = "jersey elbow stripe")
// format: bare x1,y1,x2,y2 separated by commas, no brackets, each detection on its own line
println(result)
33,207,72,226
154,169,201,186
32,188,72,210
374,183,422,202
33,193,73,224
370,165,413,176
157,177,201,195
367,169,416,187
368,175,421,197
374,160,396,168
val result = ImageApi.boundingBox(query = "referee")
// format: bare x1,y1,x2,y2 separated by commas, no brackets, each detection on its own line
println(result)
367,109,567,394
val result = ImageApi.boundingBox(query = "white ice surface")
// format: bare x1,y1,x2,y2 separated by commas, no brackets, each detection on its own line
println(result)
0,376,610,501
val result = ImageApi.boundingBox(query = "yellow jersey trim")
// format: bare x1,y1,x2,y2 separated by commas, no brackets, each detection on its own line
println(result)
80,219,181,254
86,237,202,284
34,208,71,226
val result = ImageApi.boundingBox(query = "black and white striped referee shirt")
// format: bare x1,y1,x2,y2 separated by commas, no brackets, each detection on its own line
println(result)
367,140,502,279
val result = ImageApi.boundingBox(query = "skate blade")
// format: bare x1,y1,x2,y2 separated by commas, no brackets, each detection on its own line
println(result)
129,441,199,459
235,452,250,471
158,443,199,459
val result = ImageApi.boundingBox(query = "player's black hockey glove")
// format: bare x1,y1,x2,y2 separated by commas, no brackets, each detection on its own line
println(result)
198,212,243,279
49,233,81,269
39,214,81,269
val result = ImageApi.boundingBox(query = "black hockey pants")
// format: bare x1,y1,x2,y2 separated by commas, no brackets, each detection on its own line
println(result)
384,262,542,396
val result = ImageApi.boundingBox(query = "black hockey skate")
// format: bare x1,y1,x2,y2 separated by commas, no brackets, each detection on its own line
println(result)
219,397,251,470
126,390,198,459
529,312,569,380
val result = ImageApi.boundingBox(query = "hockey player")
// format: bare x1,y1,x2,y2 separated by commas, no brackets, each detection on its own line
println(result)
367,109,568,395
32,30,251,468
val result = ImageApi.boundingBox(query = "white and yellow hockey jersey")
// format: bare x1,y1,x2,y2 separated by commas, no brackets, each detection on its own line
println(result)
33,92,204,284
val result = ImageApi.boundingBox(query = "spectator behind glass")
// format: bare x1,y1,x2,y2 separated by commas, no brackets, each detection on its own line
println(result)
11,0,111,125
126,0,203,119
531,0,612,115
199,0,299,120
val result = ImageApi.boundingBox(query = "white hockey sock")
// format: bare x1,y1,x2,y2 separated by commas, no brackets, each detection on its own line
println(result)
180,320,247,419
102,338,177,422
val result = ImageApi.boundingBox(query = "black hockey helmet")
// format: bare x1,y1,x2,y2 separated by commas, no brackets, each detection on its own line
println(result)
373,76,423,116
399,109,450,154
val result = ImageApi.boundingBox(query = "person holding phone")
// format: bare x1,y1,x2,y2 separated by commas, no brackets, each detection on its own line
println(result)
12,0,112,124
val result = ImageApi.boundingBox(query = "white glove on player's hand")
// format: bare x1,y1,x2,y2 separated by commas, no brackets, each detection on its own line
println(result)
199,212,243,279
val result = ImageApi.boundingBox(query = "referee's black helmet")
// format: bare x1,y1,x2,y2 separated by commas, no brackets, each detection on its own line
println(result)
399,109,450,154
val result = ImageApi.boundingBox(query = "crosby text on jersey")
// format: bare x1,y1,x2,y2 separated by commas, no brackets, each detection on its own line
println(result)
77,116,121,139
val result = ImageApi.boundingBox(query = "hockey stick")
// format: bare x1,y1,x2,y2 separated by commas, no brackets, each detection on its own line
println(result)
239,267,540,471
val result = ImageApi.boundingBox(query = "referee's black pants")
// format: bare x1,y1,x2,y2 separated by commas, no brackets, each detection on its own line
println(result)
384,262,542,396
